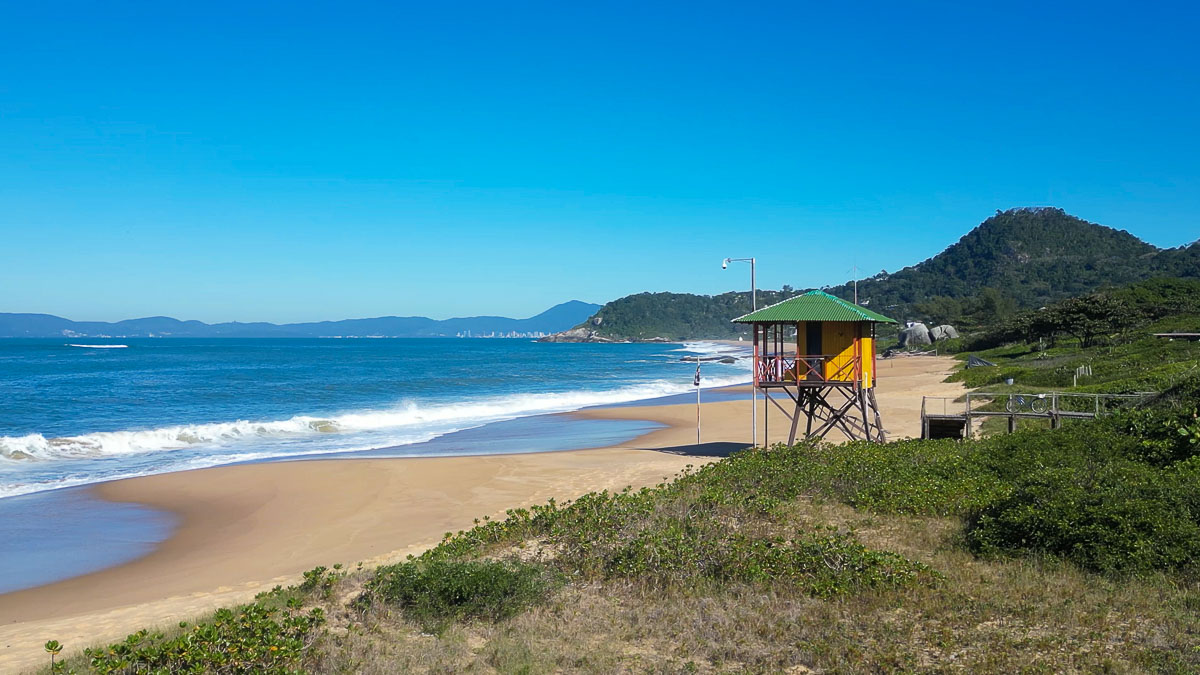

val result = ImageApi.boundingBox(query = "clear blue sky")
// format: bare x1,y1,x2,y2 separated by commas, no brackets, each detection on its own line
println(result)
1,1,1197,323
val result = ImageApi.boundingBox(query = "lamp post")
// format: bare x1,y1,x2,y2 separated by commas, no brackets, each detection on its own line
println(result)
723,257,757,447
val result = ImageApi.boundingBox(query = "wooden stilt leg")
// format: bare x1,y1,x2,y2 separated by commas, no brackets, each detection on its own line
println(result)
805,390,816,437
763,389,769,447
869,388,886,442
858,389,870,441
788,393,802,444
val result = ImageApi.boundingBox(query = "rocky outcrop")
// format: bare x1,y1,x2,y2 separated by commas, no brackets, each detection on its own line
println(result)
930,324,960,341
537,326,625,343
537,326,678,343
898,323,932,347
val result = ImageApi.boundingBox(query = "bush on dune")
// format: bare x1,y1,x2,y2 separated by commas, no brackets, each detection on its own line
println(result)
964,461,1200,574
365,559,554,633
80,604,324,674
957,380,1200,574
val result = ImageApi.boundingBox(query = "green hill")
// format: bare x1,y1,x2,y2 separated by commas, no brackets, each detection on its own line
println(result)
554,208,1198,341
561,289,800,341
826,207,1198,318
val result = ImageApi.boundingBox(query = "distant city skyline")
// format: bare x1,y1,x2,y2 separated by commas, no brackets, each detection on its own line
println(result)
2,2,1197,322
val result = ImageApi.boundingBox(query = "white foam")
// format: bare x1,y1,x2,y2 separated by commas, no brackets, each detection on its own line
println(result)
0,441,428,499
0,374,751,467
67,344,128,349
670,341,750,358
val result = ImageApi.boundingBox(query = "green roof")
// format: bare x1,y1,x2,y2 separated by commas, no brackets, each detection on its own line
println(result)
731,290,897,324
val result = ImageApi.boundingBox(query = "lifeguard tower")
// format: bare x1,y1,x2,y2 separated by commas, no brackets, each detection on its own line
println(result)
732,290,897,444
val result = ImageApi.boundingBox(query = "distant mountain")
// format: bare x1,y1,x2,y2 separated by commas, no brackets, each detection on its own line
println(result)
0,300,602,338
544,208,1199,341
824,207,1199,313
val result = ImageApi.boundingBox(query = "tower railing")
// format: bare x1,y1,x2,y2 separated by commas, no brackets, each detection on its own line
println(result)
755,354,860,386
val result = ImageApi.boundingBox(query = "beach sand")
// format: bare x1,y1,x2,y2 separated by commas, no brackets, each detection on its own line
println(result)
0,355,961,672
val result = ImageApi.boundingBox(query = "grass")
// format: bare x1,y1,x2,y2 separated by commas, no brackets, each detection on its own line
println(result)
949,318,1200,394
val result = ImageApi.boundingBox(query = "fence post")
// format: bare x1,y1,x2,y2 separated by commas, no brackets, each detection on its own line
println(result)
965,394,972,439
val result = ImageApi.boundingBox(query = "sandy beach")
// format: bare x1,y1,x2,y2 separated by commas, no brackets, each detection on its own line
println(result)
0,355,961,672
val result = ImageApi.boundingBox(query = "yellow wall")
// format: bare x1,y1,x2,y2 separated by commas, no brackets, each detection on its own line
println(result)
793,321,875,387
861,334,874,388
822,322,857,382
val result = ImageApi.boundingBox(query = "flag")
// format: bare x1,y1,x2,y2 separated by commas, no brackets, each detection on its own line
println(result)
694,364,701,387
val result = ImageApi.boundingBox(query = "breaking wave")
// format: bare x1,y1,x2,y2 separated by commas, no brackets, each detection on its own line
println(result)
670,341,751,358
0,375,750,466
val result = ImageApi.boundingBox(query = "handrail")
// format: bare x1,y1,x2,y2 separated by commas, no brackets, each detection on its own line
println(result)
755,354,861,385
964,391,1154,418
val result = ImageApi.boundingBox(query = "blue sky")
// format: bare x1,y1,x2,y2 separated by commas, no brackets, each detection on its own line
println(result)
1,1,1197,322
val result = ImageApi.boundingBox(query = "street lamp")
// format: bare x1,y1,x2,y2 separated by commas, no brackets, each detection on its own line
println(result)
723,257,757,447
722,257,756,311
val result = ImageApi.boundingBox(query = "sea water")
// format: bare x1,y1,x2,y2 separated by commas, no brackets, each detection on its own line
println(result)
0,338,749,592
0,338,750,498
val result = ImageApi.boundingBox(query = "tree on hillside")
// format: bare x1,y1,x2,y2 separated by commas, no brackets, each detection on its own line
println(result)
1040,294,1136,348
1052,295,1130,347
976,287,1018,321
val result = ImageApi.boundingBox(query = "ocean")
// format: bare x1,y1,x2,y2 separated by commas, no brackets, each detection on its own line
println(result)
0,338,749,593
0,338,749,499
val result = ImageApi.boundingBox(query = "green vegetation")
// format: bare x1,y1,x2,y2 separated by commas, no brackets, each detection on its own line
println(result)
405,463,938,595
579,288,804,340
559,209,1197,341
946,278,1200,394
363,559,556,633
73,605,324,674
965,277,1200,351
831,207,1199,326
43,641,62,673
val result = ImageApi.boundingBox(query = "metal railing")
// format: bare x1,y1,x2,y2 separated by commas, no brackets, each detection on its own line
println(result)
918,391,1156,439
965,391,1153,418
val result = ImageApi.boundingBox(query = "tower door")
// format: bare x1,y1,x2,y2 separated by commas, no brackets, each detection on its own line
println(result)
805,321,823,381
806,321,823,354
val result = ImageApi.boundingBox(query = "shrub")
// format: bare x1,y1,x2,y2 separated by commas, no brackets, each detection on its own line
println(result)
964,461,1200,575
82,604,323,674
365,559,554,632
603,525,939,595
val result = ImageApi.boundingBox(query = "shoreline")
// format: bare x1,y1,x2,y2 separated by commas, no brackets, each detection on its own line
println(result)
0,355,962,672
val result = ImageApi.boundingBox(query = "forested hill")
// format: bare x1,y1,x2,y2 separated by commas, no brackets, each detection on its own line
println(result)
549,208,1198,341
554,290,800,341
825,207,1198,314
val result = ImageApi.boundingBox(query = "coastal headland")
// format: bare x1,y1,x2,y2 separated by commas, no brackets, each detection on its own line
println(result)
0,356,961,672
